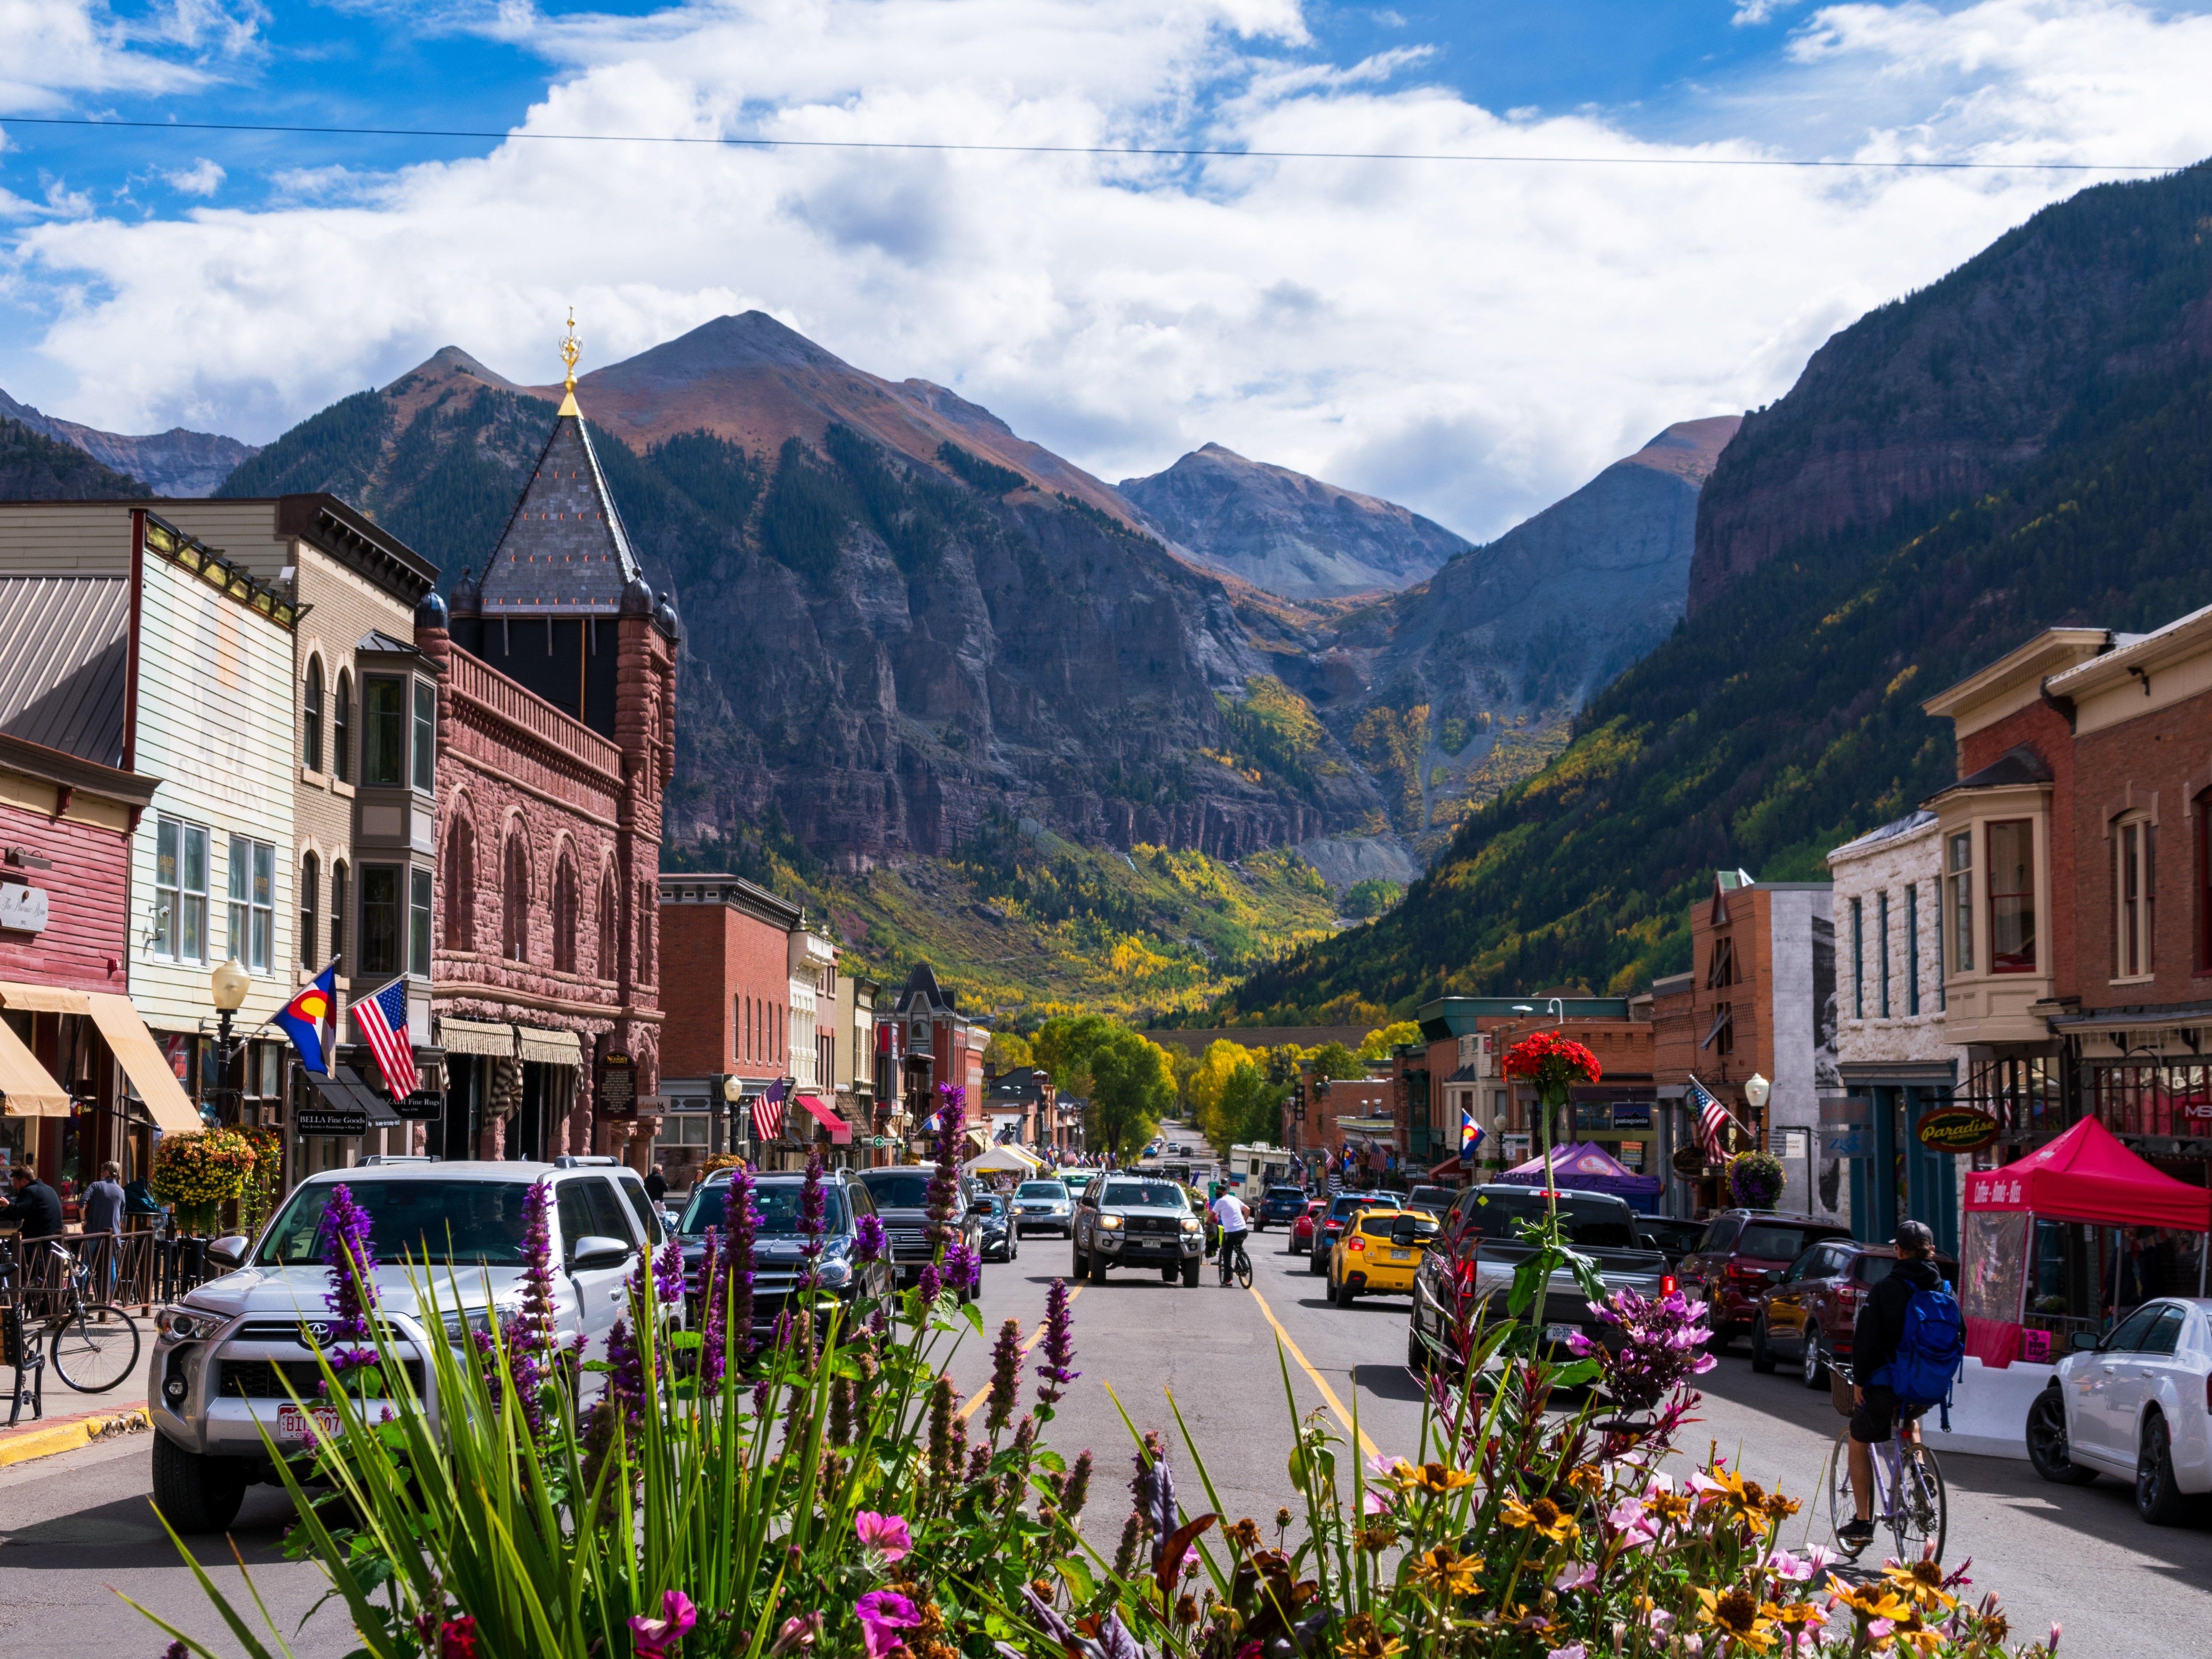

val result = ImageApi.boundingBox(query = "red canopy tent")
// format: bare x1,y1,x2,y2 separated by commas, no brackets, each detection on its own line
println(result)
1961,1117,2211,1367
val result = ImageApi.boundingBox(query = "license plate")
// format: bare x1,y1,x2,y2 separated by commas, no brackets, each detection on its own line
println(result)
1387,1250,1413,1262
1543,1324,1579,1346
277,1403,343,1442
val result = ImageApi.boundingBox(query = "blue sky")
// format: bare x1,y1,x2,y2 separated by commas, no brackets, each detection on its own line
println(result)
5,1,2212,538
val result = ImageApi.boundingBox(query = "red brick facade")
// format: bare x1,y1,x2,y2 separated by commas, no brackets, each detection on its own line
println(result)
659,881,796,1085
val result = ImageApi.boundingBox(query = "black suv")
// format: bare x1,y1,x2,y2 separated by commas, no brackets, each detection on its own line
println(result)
1257,1185,1310,1230
674,1168,896,1339
1072,1174,1206,1285
853,1165,987,1299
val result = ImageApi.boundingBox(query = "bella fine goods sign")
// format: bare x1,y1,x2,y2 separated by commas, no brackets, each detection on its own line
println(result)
1916,1105,2000,1154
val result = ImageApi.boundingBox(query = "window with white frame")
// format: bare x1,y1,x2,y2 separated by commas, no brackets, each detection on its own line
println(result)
2115,816,2155,980
1946,831,1975,975
228,835,275,972
154,816,210,962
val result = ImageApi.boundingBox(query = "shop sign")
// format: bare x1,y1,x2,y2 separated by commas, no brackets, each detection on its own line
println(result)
1917,1106,1999,1154
396,1089,444,1119
1669,1144,1710,1179
1820,1127,1869,1159
596,1050,638,1120
1611,1102,1652,1129
0,883,48,934
296,1106,368,1136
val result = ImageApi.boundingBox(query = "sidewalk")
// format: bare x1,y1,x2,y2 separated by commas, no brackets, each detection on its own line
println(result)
0,1330,153,1468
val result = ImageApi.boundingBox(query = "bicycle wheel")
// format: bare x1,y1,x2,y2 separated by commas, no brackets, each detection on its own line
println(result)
1236,1247,1253,1289
50,1303,141,1393
1891,1442,1947,1564
1823,1431,1864,1554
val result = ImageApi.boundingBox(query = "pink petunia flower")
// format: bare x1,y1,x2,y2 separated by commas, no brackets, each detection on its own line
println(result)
1552,1562,1598,1593
630,1591,698,1659
1548,1646,1588,1659
854,1511,913,1562
857,1591,920,1659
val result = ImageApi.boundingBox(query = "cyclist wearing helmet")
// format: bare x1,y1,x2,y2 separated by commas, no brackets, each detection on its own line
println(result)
1210,1187,1251,1287
1842,1220,1943,1546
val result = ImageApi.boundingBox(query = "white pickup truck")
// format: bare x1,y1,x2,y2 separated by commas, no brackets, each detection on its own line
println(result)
148,1157,664,1532
1407,1183,1672,1373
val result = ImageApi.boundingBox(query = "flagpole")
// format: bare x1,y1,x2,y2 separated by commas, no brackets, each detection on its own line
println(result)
1686,1073,1757,1140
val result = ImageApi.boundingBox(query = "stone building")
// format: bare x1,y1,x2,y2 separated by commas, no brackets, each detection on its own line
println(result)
425,336,677,1168
1827,810,1969,1251
891,964,986,1159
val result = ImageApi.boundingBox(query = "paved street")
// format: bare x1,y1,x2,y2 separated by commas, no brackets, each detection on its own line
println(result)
13,1230,2212,1657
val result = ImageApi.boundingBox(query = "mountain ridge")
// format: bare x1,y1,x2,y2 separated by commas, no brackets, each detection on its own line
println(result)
0,387,256,497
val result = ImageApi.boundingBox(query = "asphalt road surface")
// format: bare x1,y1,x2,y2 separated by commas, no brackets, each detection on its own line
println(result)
18,1225,2210,1657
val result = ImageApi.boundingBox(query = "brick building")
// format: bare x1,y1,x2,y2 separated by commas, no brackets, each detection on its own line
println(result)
891,964,986,1160
426,343,677,1168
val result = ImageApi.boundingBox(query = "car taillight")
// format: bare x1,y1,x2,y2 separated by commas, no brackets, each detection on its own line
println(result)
1660,1275,1678,1297
1348,1237,1365,1252
1726,1262,1767,1280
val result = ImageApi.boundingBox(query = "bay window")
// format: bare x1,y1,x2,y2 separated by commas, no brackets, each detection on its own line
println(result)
1947,831,1974,975
363,676,407,787
1988,819,2036,973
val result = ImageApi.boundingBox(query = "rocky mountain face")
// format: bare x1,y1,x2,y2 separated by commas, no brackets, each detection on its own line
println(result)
0,417,150,500
1232,159,2212,1022
1689,167,2212,613
0,387,256,497
219,316,1387,867
1117,442,1467,598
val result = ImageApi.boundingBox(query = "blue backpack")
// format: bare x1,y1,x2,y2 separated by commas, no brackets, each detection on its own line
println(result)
1882,1283,1966,1414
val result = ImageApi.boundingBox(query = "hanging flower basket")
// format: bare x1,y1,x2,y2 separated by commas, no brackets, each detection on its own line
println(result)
149,1129,258,1236
1728,1149,1787,1209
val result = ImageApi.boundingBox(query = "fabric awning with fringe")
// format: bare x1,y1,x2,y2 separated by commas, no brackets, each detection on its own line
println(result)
516,1025,584,1067
439,1017,517,1057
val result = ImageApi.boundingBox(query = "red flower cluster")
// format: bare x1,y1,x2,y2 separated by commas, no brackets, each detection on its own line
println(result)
1500,1030,1603,1090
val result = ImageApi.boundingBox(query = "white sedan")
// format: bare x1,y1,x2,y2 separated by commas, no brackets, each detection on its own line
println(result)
2027,1296,2212,1524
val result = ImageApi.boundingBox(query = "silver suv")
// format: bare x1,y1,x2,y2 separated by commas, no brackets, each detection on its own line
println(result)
1071,1174,1205,1286
149,1157,664,1533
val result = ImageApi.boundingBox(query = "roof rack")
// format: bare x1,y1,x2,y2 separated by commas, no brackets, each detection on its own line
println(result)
358,1155,440,1165
553,1155,621,1168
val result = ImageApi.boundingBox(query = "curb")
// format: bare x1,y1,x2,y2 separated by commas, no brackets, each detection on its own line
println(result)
0,1406,151,1469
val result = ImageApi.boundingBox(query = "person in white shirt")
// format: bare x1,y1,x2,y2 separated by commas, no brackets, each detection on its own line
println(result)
1210,1190,1250,1285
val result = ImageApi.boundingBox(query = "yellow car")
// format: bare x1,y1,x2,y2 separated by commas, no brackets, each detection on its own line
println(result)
1328,1207,1438,1306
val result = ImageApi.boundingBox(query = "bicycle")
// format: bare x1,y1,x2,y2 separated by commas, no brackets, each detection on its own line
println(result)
1818,1361,1947,1564
1218,1229,1253,1289
8,1241,143,1393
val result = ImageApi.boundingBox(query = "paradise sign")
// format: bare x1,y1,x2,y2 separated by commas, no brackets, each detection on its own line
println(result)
1916,1105,1999,1154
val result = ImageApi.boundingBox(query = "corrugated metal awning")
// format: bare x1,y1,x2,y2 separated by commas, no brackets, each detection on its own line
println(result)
85,994,202,1133
440,1017,516,1057
0,1015,68,1117
516,1025,583,1067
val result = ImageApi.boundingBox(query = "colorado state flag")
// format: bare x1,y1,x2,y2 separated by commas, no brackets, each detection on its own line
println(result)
1460,1107,1484,1162
274,960,337,1075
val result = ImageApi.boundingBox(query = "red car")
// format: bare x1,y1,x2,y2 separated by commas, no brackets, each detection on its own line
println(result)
1677,1209,1853,1348
1289,1199,1325,1254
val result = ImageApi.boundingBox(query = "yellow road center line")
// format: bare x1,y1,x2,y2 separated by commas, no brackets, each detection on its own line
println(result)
958,1282,1084,1421
1243,1278,1380,1461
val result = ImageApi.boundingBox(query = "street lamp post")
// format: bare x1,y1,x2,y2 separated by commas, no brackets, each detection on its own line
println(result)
208,961,251,1127
1743,1072,1772,1152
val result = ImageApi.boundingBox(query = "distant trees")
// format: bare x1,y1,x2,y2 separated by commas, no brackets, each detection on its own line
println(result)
1085,1029,1175,1162
984,1030,1034,1073
1358,1021,1423,1061
1344,880,1403,920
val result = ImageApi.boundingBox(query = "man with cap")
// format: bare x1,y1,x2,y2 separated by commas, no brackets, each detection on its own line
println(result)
1841,1219,1944,1546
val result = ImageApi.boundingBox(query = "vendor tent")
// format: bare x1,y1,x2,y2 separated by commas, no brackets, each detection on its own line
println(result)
1964,1115,2211,1232
1499,1141,1663,1209
964,1144,1044,1177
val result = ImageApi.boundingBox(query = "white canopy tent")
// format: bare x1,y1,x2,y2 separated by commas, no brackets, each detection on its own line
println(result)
964,1144,1045,1177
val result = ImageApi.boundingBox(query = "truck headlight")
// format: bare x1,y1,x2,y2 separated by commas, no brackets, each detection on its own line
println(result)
1180,1218,1202,1233
155,1307,222,1342
816,1259,852,1289
1098,1216,1123,1230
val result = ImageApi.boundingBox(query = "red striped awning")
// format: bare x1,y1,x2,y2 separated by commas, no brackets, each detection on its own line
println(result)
795,1092,851,1144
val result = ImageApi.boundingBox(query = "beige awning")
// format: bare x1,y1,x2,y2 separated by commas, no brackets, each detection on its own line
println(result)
0,1016,68,1117
0,983,90,1015
516,1025,583,1067
85,993,203,1133
439,1017,516,1057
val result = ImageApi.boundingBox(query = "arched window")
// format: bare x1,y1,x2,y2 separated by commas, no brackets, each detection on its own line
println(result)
552,855,579,973
332,669,353,784
502,830,530,963
330,860,348,968
443,816,475,951
302,657,324,772
637,879,655,983
597,868,620,981
300,851,319,967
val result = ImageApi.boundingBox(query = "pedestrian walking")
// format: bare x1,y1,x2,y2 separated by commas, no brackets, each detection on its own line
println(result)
644,1164,669,1203
81,1160,126,1299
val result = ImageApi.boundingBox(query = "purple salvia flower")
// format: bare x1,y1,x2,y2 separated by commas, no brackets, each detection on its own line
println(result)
1035,1275,1078,1410
986,1317,1022,1439
655,1236,686,1305
517,1178,558,1351
799,1148,827,1285
317,1182,380,1374
603,1316,645,1425
751,1378,772,1416
942,1238,980,1296
917,1261,942,1308
925,1086,964,1246
853,1213,887,1265
724,1167,758,1362
699,1226,728,1391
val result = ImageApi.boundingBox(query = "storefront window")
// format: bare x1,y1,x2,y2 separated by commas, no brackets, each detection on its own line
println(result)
1987,819,2035,972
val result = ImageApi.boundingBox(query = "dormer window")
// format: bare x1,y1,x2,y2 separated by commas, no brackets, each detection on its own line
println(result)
1988,820,2036,973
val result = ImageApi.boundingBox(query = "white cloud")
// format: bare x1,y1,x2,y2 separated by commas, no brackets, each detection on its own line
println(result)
0,0,259,112
7,0,2212,542
162,156,224,195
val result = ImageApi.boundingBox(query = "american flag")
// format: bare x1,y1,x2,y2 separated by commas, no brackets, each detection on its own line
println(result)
751,1077,788,1144
1689,1077,1732,1162
353,977,419,1099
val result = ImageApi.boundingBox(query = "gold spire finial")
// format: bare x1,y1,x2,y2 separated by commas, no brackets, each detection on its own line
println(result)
557,307,582,416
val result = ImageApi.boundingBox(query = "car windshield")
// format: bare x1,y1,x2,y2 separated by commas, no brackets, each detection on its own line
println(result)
1268,1186,1305,1198
1017,1182,1067,1200
860,1172,937,1209
1738,1224,1843,1261
1465,1193,1638,1249
1404,1188,1455,1209
680,1184,848,1237
256,1179,536,1266
1102,1181,1188,1209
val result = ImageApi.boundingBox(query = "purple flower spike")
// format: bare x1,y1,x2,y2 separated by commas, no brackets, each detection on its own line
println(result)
1035,1276,1079,1409
854,1213,887,1265
654,1236,686,1305
724,1167,758,1362
799,1148,827,1284
917,1261,942,1308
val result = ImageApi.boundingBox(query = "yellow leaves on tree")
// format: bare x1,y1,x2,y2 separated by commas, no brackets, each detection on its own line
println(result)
1353,703,1430,829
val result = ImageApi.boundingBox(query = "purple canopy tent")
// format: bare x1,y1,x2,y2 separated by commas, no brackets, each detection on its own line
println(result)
1499,1142,1663,1212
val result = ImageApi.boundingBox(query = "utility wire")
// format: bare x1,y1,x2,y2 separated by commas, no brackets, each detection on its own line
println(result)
0,114,2182,171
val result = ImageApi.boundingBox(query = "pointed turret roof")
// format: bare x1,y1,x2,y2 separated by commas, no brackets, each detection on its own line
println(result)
473,312,647,616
